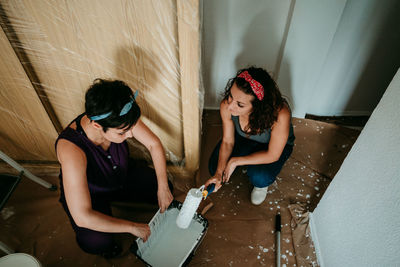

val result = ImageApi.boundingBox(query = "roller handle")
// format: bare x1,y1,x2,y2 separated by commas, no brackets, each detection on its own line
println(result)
207,183,215,194
202,183,216,199
276,214,281,267
275,214,281,232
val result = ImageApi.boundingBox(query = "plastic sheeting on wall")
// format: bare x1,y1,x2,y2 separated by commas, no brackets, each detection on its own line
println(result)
0,27,58,160
0,0,202,175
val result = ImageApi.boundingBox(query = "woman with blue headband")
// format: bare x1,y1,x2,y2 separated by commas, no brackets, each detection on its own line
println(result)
55,79,173,258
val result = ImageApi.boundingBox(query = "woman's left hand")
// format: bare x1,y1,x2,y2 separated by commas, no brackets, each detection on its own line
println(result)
158,187,173,213
223,157,240,183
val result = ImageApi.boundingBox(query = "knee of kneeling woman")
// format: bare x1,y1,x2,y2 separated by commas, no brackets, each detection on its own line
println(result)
76,230,121,257
248,168,276,188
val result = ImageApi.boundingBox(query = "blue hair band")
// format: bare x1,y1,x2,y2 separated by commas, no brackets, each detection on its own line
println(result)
89,90,139,121
90,111,112,121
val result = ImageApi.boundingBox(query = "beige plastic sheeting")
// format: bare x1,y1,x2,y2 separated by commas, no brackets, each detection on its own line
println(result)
0,0,202,177
0,26,58,161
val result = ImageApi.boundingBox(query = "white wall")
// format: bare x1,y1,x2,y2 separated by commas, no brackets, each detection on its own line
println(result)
276,0,347,117
202,0,292,109
202,0,400,117
309,68,400,267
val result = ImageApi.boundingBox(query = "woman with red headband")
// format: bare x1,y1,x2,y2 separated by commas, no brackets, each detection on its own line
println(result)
205,67,295,205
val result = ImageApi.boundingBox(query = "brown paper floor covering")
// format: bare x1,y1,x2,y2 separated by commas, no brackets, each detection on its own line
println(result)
0,112,360,266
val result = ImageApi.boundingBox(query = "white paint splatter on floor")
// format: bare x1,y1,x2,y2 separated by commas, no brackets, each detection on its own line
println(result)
1,206,15,220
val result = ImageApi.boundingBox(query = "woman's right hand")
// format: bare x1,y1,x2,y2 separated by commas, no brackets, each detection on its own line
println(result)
131,223,151,242
204,173,224,192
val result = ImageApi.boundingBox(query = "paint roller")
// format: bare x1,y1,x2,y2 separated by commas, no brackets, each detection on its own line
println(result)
176,183,216,229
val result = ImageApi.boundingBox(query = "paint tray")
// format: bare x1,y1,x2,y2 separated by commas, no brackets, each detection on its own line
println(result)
130,200,208,267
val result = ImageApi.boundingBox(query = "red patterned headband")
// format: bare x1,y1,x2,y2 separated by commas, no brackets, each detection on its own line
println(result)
237,71,264,100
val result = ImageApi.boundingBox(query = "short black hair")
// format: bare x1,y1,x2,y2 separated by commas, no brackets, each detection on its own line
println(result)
85,79,141,132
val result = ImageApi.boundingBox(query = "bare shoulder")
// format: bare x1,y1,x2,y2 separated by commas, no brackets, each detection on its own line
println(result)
56,138,86,164
277,104,291,122
271,104,291,131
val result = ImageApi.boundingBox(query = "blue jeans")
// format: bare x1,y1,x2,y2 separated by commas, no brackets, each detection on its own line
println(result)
208,133,293,188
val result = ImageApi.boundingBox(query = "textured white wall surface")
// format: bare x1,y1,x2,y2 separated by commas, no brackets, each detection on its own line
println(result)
276,0,346,117
310,69,400,267
306,0,400,117
202,0,292,108
203,0,400,117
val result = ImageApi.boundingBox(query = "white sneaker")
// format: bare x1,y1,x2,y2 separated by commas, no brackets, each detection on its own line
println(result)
251,186,268,205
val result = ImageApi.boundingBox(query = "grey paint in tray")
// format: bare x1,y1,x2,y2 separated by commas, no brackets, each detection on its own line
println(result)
131,200,208,267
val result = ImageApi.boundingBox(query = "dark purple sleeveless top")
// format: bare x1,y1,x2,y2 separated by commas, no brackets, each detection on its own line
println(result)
55,113,129,203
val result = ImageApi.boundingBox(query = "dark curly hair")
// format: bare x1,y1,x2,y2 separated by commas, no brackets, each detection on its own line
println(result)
223,67,287,135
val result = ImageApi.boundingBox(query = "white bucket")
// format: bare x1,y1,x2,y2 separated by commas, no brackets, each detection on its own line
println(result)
0,253,42,267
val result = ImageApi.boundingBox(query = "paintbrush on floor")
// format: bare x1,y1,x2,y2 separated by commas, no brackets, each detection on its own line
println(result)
197,196,213,215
